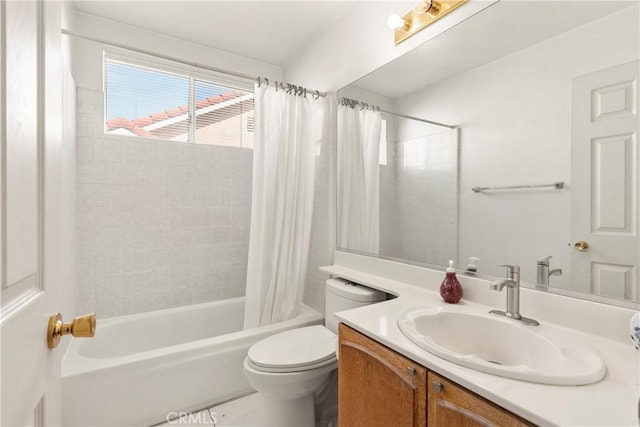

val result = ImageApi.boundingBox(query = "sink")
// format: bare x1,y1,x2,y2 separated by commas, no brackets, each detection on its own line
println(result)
397,306,605,385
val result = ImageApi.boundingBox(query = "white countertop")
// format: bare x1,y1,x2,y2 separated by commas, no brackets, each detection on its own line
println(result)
322,263,640,427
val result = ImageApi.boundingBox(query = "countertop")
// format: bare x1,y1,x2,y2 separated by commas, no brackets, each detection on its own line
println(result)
322,263,639,427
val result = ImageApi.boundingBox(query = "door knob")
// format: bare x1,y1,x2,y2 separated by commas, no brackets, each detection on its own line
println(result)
47,313,96,349
574,241,589,252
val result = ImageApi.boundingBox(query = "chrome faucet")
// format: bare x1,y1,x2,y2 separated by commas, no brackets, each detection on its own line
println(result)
536,255,562,286
489,264,539,326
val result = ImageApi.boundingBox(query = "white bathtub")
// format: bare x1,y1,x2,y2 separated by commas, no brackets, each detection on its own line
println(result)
62,297,323,426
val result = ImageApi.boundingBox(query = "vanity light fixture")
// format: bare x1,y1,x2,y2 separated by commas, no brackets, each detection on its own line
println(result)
388,0,468,45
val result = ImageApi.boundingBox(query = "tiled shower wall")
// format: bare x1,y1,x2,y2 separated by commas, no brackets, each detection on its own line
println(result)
76,88,251,318
380,128,458,267
379,129,399,258
394,129,458,266
302,124,334,315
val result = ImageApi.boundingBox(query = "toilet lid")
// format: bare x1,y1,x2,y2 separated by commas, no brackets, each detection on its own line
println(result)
248,325,336,370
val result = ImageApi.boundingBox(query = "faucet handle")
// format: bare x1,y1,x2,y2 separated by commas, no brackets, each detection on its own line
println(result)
497,264,520,276
538,255,552,264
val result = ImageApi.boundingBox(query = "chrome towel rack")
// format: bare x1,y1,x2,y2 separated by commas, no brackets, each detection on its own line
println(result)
472,182,565,193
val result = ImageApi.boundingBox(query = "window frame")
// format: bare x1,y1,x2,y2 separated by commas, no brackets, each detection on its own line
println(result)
103,50,254,145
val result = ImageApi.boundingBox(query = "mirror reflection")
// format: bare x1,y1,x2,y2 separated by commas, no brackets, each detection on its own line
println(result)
337,1,639,305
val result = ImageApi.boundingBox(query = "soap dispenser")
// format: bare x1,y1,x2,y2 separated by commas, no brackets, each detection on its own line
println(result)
466,257,480,274
440,260,463,304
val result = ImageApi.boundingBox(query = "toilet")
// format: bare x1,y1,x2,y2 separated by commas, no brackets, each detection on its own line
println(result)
243,278,386,426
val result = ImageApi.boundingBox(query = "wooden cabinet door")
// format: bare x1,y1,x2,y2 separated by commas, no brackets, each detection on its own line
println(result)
338,323,427,427
427,372,533,427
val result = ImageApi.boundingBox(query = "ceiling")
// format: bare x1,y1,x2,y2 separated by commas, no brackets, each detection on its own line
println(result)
351,1,637,99
72,1,356,65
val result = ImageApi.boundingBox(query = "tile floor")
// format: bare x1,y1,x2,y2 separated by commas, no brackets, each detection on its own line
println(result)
155,393,263,427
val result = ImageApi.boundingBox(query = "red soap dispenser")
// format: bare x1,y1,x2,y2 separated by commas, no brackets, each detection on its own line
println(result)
440,260,463,304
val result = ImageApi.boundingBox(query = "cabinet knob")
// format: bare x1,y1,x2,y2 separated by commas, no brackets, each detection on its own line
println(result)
406,367,417,376
432,381,444,393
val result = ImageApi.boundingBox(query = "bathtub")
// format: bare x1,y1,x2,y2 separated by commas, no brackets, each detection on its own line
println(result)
62,297,323,426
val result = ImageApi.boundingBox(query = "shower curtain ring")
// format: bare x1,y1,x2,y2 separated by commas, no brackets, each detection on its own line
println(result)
257,77,261,87
313,90,320,100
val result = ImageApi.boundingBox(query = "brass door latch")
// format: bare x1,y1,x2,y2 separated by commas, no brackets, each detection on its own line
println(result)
574,241,589,252
47,313,96,349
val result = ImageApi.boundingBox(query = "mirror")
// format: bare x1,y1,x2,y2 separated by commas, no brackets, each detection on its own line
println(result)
337,1,639,306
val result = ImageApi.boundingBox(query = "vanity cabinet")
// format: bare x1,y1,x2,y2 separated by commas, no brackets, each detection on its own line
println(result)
338,323,427,427
338,324,533,427
428,372,532,427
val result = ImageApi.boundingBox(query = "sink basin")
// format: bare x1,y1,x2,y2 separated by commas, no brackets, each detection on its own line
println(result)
397,306,605,385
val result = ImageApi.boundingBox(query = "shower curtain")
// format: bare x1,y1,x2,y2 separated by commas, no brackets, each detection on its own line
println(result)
337,104,382,254
244,84,331,327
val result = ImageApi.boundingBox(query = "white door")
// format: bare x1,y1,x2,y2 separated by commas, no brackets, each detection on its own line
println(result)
1,1,72,425
571,60,639,301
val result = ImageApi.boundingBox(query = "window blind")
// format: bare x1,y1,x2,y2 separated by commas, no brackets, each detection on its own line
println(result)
104,58,254,148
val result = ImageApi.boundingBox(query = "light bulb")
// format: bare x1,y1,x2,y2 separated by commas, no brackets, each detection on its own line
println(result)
415,0,441,17
387,13,406,30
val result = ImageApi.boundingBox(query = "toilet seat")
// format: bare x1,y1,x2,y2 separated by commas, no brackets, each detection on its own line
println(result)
246,356,337,373
247,325,337,373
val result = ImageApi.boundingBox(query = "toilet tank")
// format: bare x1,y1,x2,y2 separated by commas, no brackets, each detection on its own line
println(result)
324,278,386,334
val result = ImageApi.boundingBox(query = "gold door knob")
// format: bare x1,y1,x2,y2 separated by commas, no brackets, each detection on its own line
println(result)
47,313,96,349
574,241,589,252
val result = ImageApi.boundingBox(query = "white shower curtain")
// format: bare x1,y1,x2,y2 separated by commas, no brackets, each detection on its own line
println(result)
244,84,331,328
337,105,382,254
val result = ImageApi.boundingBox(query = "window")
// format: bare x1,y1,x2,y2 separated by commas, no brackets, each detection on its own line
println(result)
104,56,254,148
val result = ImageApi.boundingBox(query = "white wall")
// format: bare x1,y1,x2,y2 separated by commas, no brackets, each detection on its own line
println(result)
396,5,639,288
283,1,497,91
66,11,281,91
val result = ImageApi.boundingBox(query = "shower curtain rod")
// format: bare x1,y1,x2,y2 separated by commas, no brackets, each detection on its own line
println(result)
381,110,456,129
339,97,456,129
61,29,327,97
256,77,326,98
